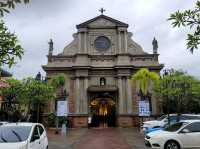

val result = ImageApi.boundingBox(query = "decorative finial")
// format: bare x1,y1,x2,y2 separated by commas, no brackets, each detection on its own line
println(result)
48,39,53,56
99,8,106,15
152,37,158,54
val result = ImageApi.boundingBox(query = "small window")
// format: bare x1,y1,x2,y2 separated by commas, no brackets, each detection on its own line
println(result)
100,77,106,86
31,126,40,142
185,122,200,132
38,125,44,136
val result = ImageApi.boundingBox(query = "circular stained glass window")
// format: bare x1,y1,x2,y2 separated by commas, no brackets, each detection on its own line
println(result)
94,36,111,51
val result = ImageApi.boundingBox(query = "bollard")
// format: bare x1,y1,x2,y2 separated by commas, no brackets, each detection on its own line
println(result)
61,123,66,136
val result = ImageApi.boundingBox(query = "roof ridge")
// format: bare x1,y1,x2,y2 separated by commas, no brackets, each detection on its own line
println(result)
76,14,128,29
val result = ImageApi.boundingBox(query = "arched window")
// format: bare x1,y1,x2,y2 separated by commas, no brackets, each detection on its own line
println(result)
100,77,106,86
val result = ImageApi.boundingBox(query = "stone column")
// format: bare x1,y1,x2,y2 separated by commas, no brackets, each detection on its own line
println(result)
124,31,128,53
84,32,87,53
118,77,124,114
75,77,80,113
118,31,121,53
126,77,133,114
78,33,82,53
83,77,88,114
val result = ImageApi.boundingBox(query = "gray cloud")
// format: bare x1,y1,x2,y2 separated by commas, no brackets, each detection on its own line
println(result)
2,0,200,79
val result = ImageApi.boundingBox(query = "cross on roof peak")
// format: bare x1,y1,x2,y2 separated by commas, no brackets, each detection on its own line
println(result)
99,8,106,15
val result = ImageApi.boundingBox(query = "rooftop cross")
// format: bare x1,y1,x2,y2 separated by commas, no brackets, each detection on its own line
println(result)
99,8,106,15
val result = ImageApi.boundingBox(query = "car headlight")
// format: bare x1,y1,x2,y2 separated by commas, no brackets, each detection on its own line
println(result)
145,135,151,139
19,144,28,149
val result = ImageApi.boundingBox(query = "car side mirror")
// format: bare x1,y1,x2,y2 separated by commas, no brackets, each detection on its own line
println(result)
181,129,190,133
31,134,40,142
163,119,168,123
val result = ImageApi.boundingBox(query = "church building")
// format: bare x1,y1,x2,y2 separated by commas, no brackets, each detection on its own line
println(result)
42,11,163,127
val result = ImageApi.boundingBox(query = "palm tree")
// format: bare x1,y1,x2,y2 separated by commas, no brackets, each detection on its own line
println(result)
131,68,160,121
131,68,159,97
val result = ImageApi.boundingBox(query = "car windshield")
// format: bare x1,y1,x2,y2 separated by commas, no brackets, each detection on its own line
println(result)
164,122,187,132
0,126,32,143
157,115,166,121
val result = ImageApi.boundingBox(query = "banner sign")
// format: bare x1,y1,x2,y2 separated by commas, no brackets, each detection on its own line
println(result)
57,100,68,117
139,100,150,116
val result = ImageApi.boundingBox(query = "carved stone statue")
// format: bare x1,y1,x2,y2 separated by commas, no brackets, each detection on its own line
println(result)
152,37,158,54
48,39,53,56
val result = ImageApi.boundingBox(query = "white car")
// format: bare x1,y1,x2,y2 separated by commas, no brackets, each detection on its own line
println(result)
145,120,200,149
0,121,8,126
0,123,48,149
142,114,200,132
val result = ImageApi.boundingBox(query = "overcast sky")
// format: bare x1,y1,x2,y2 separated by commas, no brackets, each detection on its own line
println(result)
2,0,200,79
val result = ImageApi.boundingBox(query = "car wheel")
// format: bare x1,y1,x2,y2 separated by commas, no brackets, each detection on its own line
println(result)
165,140,180,149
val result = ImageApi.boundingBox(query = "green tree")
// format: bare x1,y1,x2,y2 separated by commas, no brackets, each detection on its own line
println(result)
168,1,200,53
131,68,160,96
0,20,24,68
153,70,200,115
22,78,54,122
0,78,23,100
0,77,55,122
0,78,25,121
0,0,30,16
49,73,66,89
0,74,67,122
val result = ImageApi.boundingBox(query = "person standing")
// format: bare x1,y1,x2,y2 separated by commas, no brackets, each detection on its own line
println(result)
88,116,92,128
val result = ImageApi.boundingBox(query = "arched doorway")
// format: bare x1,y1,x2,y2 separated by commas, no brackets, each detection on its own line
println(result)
88,85,118,128
90,97,116,127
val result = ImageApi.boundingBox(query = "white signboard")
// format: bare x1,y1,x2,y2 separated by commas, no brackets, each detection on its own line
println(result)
57,100,68,117
139,100,150,116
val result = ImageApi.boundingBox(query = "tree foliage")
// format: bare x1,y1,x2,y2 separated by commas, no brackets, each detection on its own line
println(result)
131,68,159,96
0,20,24,67
0,77,55,104
0,0,30,17
49,73,66,89
21,78,54,104
169,1,200,53
0,78,23,102
0,73,67,121
153,70,200,113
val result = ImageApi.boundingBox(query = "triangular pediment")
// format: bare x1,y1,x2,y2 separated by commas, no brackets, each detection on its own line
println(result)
76,15,128,29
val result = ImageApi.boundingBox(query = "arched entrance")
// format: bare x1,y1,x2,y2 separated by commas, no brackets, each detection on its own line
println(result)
90,97,116,127
88,86,118,128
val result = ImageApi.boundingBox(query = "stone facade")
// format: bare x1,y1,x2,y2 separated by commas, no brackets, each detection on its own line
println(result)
42,14,163,127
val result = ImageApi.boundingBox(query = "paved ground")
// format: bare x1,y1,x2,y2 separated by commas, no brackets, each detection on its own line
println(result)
48,128,149,149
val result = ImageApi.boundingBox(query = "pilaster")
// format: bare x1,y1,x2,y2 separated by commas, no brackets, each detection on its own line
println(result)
83,77,88,114
75,77,80,114
126,77,133,114
117,30,121,54
118,77,124,114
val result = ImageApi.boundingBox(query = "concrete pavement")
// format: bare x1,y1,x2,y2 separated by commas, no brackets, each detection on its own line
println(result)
48,128,148,149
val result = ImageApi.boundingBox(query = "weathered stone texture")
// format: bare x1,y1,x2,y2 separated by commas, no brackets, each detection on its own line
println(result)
42,14,163,127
